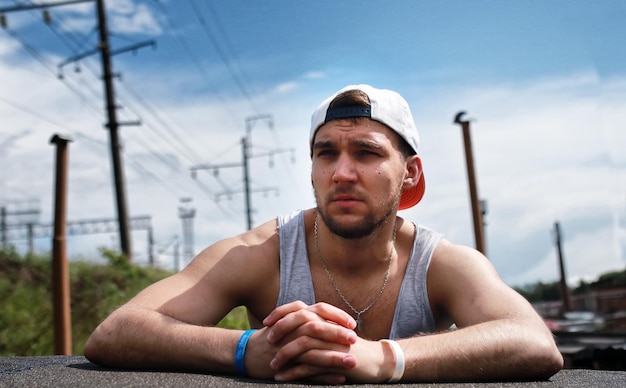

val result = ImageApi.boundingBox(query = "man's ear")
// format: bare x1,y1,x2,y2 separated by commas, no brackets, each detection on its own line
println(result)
403,155,422,190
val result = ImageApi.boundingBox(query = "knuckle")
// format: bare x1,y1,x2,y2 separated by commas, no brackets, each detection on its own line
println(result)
296,335,315,348
311,301,330,312
294,300,307,309
303,320,326,335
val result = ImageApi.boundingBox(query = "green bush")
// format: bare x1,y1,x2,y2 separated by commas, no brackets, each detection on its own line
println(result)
0,248,248,356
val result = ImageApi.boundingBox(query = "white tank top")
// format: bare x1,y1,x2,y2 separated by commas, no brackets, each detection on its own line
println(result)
276,210,442,339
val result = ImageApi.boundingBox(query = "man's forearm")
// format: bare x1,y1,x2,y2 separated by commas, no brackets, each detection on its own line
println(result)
84,304,241,373
398,318,563,382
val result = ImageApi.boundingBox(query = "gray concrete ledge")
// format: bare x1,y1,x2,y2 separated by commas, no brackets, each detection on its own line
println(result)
2,356,625,387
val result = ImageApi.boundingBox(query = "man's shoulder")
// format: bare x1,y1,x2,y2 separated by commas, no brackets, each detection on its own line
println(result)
429,239,498,288
276,209,312,227
431,238,483,264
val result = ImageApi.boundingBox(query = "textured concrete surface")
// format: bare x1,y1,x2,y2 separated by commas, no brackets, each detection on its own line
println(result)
1,356,625,387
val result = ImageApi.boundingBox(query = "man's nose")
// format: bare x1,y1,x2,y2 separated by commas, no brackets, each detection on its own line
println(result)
332,154,357,182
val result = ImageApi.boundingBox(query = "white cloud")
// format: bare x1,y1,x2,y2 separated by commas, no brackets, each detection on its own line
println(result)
304,71,326,80
1,24,624,286
403,72,626,285
272,81,299,94
36,0,162,36
110,4,162,36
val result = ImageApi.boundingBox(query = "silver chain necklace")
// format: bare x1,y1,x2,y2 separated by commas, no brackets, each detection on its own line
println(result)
314,214,397,330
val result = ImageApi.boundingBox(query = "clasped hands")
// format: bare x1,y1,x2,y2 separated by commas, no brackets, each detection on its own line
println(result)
243,301,394,384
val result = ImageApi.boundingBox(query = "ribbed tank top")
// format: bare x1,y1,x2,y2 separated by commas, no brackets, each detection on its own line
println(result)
276,210,442,339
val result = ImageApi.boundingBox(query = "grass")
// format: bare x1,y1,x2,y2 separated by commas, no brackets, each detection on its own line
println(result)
0,247,249,356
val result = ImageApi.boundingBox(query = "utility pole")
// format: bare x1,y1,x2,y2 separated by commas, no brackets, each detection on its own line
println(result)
454,111,487,255
96,0,131,259
1,0,154,260
191,115,294,230
0,207,5,249
243,115,273,230
553,221,571,313
50,133,72,355
67,0,152,258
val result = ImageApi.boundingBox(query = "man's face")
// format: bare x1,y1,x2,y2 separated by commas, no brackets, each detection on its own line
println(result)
311,118,407,239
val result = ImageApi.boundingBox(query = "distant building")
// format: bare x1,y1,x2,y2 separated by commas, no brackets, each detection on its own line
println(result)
533,282,626,332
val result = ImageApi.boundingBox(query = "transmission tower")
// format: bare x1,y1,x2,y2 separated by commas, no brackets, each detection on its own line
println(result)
178,198,195,266
0,199,40,252
190,114,294,230
4,215,154,262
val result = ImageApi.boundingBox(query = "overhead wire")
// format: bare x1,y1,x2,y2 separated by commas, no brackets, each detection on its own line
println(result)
1,25,104,118
113,69,247,217
146,0,258,217
186,0,259,114
0,4,225,220
3,0,299,231
41,1,245,219
151,0,242,129
200,1,258,101
183,2,306,220
0,1,254,252
192,2,306,208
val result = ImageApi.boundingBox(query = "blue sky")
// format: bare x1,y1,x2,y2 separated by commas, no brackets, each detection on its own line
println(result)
1,0,625,288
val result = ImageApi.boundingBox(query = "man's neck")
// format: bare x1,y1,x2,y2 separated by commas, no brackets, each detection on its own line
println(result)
313,212,398,273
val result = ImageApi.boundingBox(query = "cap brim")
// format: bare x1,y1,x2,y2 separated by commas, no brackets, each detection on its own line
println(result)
398,173,425,210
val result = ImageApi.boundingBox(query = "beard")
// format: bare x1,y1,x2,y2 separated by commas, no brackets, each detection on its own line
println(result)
313,185,401,239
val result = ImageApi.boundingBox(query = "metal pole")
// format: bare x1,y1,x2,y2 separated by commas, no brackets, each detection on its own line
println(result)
50,134,73,355
96,0,131,259
174,239,180,272
242,114,273,230
147,225,154,266
1,206,6,249
27,223,34,255
454,112,486,255
241,137,252,230
554,221,571,313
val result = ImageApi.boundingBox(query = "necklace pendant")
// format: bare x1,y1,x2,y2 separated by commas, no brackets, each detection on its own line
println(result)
356,316,363,330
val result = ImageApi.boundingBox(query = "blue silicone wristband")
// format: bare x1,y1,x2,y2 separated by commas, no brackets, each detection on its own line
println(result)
235,329,257,376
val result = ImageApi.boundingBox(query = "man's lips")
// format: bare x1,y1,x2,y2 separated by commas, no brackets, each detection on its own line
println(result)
330,194,362,203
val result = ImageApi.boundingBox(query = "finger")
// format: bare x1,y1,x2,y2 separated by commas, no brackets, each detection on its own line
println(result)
268,313,357,345
305,302,357,329
264,302,356,329
270,336,354,370
294,347,357,369
262,301,309,326
265,302,356,345
266,308,323,344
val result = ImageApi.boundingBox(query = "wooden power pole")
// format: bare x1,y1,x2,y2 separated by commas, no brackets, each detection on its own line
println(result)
454,112,487,255
50,134,72,355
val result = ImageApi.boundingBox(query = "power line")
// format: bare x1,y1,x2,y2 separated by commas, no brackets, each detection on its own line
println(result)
151,0,241,128
201,1,257,99
186,0,259,113
115,81,205,166
41,3,246,221
1,26,104,118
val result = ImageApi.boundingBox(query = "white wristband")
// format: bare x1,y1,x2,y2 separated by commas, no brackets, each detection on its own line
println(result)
381,339,405,383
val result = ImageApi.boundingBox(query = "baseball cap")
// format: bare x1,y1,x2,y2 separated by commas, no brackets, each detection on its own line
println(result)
310,84,425,209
